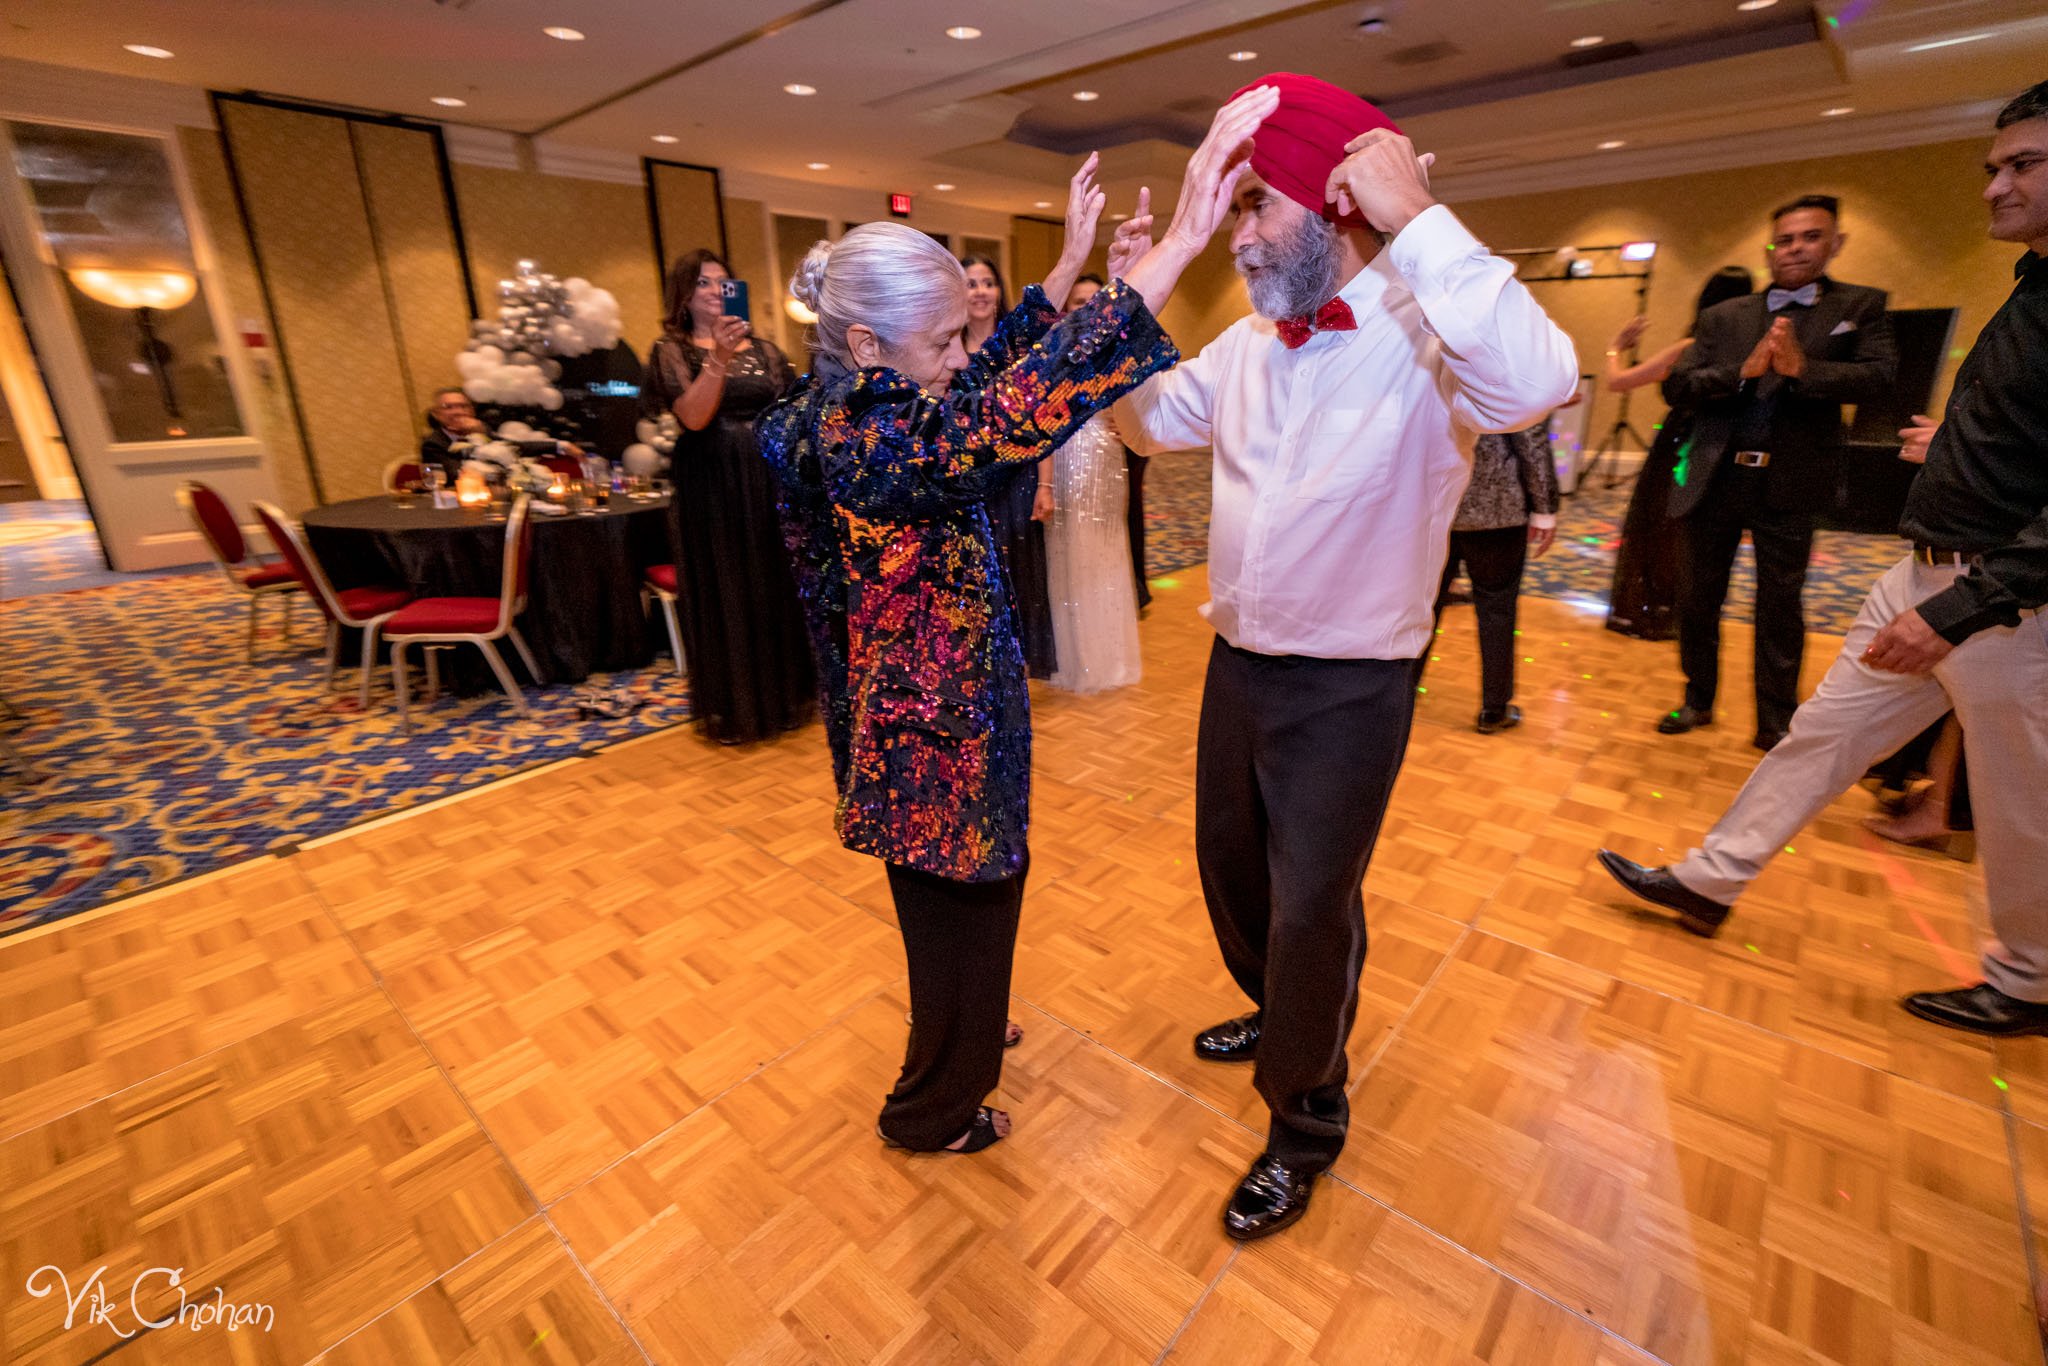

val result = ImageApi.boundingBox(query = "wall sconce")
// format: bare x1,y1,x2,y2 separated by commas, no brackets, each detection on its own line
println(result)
67,268,197,311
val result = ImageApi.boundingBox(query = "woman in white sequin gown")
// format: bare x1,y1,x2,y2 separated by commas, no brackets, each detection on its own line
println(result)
1044,411,1142,693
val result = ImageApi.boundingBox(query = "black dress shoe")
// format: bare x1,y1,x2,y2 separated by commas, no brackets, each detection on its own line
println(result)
1656,704,1713,735
1194,1010,1261,1062
1595,850,1731,937
1475,704,1522,735
1223,1153,1319,1241
1753,729,1788,752
1901,983,2048,1037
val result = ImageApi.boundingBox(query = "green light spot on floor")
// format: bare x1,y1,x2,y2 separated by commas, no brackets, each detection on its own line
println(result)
1581,535,1601,545
1582,673,1593,680
1430,655,1441,662
1785,845,1796,854
1513,630,1522,637
1651,791,1663,799
1417,686,1428,695
1995,1076,2010,1091
1826,13,1838,25
1949,347,1967,359
1746,943,1760,953
1150,577,1180,590
1524,657,1535,664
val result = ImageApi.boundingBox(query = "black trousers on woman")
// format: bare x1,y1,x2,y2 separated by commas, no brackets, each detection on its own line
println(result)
877,857,1027,1149
1195,640,1420,1174
1433,525,1529,715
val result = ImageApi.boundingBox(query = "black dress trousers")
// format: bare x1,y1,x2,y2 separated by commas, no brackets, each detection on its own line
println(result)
1676,465,1815,735
1194,638,1421,1173
877,858,1028,1150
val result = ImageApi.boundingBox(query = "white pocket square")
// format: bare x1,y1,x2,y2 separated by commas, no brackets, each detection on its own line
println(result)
1830,320,1857,335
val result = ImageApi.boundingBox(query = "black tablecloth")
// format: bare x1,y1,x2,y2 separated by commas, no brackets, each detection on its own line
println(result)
302,494,672,686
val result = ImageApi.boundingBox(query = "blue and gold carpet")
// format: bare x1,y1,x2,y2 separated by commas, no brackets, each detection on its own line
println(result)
0,499,209,599
1,574,691,938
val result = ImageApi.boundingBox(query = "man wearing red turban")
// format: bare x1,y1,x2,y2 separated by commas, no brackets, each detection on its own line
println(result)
1112,74,1578,1240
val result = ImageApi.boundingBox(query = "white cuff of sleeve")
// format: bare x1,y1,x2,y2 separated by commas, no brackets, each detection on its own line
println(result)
1385,203,1478,281
1528,513,1557,530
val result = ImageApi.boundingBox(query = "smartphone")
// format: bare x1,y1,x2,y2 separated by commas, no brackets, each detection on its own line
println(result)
720,279,750,319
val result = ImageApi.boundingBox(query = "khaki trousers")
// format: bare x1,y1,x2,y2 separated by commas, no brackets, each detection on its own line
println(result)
1674,556,2048,1000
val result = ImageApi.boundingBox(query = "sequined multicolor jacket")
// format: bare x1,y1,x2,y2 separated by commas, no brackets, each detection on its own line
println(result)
758,281,1176,882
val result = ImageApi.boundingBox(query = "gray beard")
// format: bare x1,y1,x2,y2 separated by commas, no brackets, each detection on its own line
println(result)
1236,215,1341,320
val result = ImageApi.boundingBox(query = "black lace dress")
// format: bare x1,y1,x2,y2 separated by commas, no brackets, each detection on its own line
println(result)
645,335,816,742
1604,413,1689,641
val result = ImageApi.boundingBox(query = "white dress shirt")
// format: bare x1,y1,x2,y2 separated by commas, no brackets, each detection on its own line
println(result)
1115,204,1578,660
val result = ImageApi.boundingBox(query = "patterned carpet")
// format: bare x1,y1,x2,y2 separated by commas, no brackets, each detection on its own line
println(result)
2,456,1908,935
1143,452,1906,633
1,574,692,938
0,499,209,599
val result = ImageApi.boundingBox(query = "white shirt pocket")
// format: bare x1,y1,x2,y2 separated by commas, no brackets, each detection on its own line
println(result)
1292,406,1397,503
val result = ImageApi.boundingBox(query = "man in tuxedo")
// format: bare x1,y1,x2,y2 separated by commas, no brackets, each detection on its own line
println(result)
1658,196,1897,749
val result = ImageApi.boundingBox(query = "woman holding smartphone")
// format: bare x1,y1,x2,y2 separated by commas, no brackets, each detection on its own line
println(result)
645,249,815,743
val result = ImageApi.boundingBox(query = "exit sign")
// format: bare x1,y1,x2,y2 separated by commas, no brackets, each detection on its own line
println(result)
888,192,913,218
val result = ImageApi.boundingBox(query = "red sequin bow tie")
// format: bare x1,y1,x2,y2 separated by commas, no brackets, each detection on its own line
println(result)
1276,297,1357,350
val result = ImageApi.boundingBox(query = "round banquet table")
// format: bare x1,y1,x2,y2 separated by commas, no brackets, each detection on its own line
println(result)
301,493,673,687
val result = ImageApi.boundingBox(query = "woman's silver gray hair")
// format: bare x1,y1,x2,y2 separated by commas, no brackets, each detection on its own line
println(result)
789,222,968,368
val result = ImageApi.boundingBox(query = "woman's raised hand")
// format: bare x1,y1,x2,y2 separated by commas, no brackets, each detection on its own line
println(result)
1106,187,1152,281
1063,152,1107,260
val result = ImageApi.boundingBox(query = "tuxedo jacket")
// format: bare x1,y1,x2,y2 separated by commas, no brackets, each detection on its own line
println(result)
1661,278,1897,518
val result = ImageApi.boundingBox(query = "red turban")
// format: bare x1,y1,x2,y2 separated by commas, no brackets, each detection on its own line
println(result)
1230,72,1402,231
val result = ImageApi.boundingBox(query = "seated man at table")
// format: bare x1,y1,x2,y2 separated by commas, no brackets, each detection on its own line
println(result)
420,387,582,481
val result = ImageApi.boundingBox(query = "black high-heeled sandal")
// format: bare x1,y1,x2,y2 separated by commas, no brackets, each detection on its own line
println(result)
877,1106,1009,1154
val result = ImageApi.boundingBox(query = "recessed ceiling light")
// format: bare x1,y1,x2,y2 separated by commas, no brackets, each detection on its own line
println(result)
1735,0,1778,9
123,44,174,59
1111,213,1129,220
1033,200,1052,208
1072,90,1100,101
542,26,585,41
431,96,467,108
1598,139,1627,150
1570,35,1605,48
946,26,982,40
1822,106,1853,116
784,83,817,96
652,134,679,144
934,183,956,191
1904,32,1990,52
806,161,830,170
1228,50,1258,61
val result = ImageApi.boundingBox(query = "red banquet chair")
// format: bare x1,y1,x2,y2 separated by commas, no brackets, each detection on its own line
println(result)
177,480,301,662
252,502,413,708
541,455,584,481
643,565,686,677
381,494,541,727
382,458,427,493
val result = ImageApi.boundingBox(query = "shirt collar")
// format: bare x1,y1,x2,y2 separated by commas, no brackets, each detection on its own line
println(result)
2018,250,2045,282
1335,243,1399,318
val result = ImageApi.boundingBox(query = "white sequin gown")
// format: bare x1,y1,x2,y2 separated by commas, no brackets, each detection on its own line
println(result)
1044,414,1141,693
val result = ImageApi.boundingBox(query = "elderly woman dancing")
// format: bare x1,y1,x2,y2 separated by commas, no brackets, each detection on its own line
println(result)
758,86,1279,1154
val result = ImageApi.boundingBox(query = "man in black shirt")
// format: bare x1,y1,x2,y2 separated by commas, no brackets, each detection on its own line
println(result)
1599,79,2048,1036
1658,196,1896,750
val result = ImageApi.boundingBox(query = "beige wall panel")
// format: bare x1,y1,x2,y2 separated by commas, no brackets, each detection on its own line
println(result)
453,164,662,363
651,162,724,271
218,102,414,502
352,122,474,422
175,127,316,513
723,196,780,353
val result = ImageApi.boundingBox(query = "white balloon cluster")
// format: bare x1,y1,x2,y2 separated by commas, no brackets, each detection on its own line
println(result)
453,259,625,410
621,414,679,478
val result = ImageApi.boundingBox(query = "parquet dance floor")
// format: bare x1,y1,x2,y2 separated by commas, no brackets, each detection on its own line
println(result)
4,565,2041,1365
